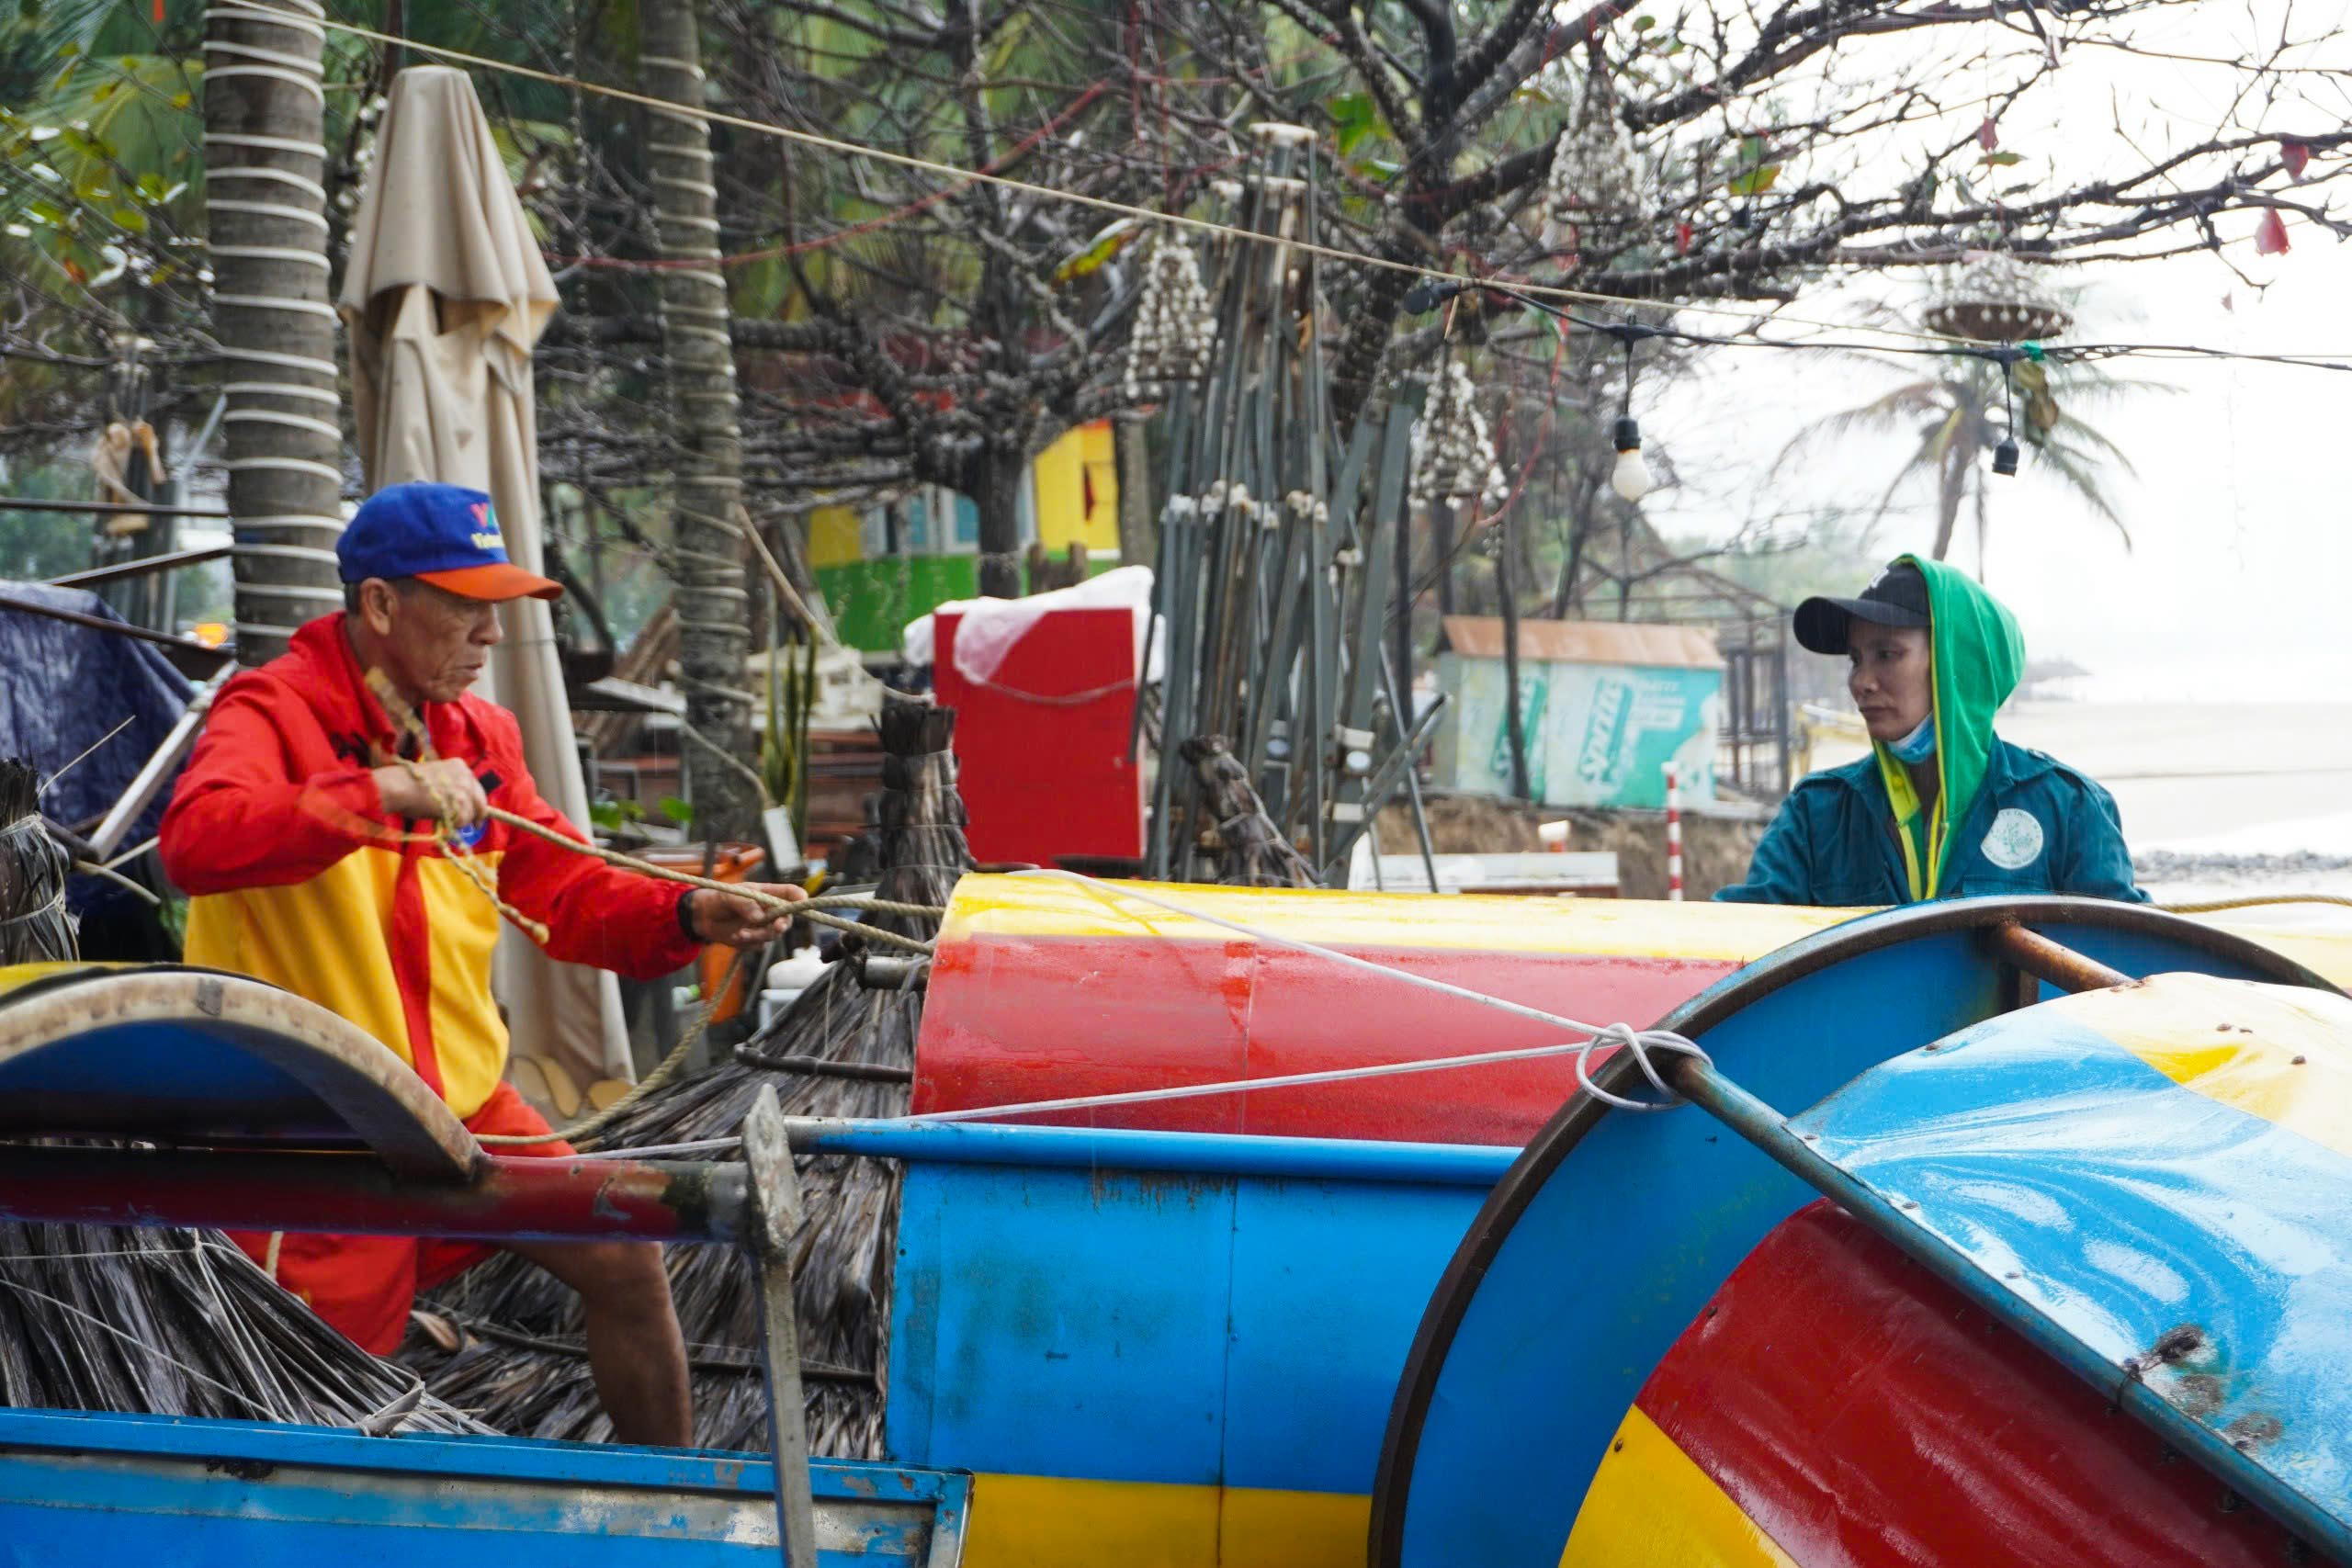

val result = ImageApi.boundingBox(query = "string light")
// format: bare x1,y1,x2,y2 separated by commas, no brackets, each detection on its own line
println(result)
1611,423,1655,502
1994,352,2031,474
1607,328,1656,503
1992,356,2022,478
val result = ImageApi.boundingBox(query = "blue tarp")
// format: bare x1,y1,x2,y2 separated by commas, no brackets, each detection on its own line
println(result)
0,583,196,917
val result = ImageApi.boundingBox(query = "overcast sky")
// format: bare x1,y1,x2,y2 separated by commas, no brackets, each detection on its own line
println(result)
1643,0,2351,703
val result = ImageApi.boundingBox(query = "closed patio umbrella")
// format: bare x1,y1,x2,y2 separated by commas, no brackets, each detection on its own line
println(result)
340,64,630,1099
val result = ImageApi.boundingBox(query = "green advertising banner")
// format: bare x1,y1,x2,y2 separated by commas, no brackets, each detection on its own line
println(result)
1438,654,1720,809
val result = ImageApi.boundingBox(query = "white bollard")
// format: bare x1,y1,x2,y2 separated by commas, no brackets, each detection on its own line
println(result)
1665,762,1683,902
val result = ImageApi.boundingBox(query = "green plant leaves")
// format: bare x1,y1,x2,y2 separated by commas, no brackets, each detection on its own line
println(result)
1328,92,1385,156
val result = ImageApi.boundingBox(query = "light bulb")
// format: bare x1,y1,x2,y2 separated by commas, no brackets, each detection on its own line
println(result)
1610,415,1655,502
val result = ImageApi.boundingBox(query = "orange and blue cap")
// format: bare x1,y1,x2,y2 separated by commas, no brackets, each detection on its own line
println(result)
338,482,560,603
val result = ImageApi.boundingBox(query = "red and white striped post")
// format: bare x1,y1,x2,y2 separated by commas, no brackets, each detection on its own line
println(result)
1665,761,1684,902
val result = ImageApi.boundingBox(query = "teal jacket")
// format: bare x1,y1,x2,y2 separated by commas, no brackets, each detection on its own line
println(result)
1717,736,2147,906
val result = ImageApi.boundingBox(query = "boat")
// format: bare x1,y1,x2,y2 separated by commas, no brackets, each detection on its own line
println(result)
0,962,968,1567
1375,898,2352,1566
7,891,2352,1565
0,1407,968,1565
915,871,2352,1140
891,887,2352,1565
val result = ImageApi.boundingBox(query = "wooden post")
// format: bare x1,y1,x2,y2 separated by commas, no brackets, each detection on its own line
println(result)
1665,761,1683,902
742,1085,820,1566
1496,508,1531,800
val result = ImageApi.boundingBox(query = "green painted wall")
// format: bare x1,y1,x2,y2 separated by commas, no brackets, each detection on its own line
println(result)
818,556,981,653
817,555,1125,655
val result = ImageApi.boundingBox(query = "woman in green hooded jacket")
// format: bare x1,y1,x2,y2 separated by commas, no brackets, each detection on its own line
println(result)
1717,555,2145,907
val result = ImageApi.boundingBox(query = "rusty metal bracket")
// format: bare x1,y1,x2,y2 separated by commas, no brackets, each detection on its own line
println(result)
1983,921,2133,995
743,1084,820,1567
850,952,929,992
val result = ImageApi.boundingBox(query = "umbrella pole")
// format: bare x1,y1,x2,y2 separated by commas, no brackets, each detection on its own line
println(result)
743,1086,820,1565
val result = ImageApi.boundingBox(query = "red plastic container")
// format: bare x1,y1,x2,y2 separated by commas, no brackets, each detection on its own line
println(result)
933,605,1144,867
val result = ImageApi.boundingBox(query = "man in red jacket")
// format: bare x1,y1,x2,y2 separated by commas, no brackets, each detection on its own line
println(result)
161,481,804,1445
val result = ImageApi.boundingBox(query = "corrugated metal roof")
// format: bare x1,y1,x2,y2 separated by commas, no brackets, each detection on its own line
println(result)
1438,616,1724,670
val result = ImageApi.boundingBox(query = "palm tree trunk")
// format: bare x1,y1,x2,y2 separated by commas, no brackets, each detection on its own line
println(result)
1973,480,1991,581
640,0,759,840
1931,443,1967,560
203,0,344,665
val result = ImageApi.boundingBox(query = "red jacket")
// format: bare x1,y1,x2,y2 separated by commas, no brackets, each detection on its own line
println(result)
160,615,701,1117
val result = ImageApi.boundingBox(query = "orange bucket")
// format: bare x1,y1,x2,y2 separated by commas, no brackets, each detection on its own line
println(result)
639,842,767,1023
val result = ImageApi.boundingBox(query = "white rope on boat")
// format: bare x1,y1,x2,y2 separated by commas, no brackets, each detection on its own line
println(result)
580,873,1716,1164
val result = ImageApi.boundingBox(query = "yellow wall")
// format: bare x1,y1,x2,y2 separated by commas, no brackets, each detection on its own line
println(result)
807,505,865,569
1033,420,1122,557
810,419,1120,570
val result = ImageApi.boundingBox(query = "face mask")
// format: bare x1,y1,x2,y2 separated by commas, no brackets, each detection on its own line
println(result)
1888,713,1937,764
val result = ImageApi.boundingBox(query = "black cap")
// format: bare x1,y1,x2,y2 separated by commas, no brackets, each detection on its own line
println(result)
1793,561,1930,655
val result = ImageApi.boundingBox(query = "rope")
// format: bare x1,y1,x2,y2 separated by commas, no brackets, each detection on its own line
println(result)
394,757,553,946
872,868,1716,1121
2160,893,2352,914
0,891,65,929
476,902,936,1148
952,671,1137,707
479,950,745,1147
72,860,161,907
471,802,938,953
37,717,135,798
269,5,2026,355
882,1026,1714,1124
363,667,935,953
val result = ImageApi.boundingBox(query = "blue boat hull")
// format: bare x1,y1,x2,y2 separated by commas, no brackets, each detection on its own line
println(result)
0,1408,967,1565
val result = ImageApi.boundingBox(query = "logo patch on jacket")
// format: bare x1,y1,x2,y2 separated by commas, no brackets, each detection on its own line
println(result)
1982,807,2045,871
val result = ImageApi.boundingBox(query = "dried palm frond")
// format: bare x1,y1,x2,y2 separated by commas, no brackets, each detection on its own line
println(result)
0,756,484,1436
0,760,73,964
0,1224,486,1434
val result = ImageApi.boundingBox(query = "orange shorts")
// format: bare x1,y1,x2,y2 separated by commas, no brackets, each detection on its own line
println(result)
229,1079,574,1356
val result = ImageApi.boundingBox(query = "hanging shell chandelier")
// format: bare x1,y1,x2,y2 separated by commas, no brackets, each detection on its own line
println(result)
1923,251,2074,343
1408,361,1508,512
1123,231,1218,398
1544,82,1641,251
